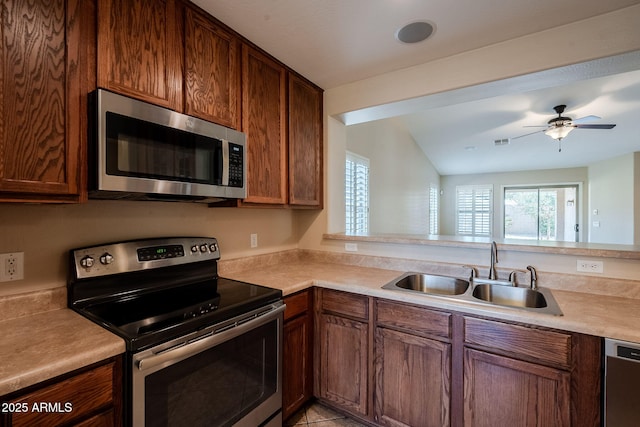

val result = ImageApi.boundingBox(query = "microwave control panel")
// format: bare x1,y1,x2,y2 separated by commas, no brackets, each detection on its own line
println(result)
228,143,244,188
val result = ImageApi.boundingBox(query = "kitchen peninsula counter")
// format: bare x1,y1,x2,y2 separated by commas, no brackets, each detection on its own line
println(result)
221,255,640,344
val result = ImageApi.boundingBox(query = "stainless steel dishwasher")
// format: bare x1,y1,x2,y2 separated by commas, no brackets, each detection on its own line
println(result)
605,338,640,426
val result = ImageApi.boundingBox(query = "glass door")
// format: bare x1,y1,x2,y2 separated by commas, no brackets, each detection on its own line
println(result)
504,185,579,242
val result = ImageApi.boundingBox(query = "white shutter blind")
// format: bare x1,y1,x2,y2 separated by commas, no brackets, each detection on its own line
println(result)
345,152,369,234
456,185,492,236
429,184,439,235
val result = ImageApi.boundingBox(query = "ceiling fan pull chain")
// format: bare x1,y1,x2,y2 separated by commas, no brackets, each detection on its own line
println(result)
558,140,562,152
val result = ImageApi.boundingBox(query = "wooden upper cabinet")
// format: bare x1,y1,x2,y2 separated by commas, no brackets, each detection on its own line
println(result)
241,44,288,205
288,73,323,208
0,0,88,202
97,0,183,110
184,6,240,129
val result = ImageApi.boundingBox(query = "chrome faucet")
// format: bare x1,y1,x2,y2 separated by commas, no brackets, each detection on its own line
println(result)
526,265,538,290
463,265,478,282
488,241,498,279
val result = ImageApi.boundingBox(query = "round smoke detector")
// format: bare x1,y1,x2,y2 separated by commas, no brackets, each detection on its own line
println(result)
395,21,435,44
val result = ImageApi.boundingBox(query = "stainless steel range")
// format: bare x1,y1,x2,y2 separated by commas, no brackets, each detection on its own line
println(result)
68,237,284,427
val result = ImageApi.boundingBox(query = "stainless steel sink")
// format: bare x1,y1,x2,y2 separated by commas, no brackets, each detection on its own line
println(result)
382,272,563,316
383,273,469,296
471,283,547,308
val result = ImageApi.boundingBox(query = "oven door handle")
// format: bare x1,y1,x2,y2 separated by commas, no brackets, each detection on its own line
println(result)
137,303,285,372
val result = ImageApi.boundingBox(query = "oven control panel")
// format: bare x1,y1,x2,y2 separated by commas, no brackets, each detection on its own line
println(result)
71,237,221,279
137,244,185,261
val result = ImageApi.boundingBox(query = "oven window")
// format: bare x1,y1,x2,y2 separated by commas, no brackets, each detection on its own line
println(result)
106,112,221,184
144,321,278,426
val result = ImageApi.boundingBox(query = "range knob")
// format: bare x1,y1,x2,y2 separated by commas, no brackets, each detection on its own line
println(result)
209,243,218,252
100,253,114,265
199,244,209,253
80,256,94,269
190,245,199,253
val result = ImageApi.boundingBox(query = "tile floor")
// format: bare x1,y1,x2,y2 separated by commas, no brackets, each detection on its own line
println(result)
285,401,367,427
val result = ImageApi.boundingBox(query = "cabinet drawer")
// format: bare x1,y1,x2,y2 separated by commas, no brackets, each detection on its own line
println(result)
284,290,311,321
73,409,115,427
376,299,451,340
9,361,116,427
320,289,369,320
464,317,571,368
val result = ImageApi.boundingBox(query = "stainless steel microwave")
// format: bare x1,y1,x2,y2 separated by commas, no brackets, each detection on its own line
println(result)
89,89,246,202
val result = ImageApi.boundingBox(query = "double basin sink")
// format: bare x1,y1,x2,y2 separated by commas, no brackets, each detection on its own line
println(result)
382,272,563,316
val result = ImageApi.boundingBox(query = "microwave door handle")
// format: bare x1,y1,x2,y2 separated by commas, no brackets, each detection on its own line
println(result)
221,139,229,186
137,303,285,372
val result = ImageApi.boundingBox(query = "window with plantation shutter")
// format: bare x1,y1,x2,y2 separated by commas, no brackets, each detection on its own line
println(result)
429,184,439,235
456,185,492,236
345,152,369,234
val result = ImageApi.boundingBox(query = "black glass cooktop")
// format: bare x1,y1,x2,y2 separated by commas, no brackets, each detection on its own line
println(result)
79,277,281,351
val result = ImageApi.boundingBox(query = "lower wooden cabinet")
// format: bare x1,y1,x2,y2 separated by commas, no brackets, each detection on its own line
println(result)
283,290,314,420
316,289,371,419
463,348,570,427
0,357,122,427
313,288,602,427
374,328,451,427
462,316,601,427
318,312,369,417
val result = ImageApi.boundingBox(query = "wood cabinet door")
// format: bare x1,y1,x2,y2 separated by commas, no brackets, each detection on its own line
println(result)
283,311,313,419
0,0,86,202
288,73,322,208
184,7,240,129
97,0,182,110
5,358,121,427
374,328,451,427
318,313,369,417
463,348,570,427
241,44,287,205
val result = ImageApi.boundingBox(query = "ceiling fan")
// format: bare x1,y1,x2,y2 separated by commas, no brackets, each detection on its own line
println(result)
512,105,616,151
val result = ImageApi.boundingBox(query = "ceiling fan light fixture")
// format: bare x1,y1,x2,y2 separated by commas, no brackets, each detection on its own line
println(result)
544,125,574,141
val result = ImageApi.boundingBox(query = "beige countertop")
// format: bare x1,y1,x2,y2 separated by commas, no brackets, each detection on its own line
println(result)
0,309,125,396
224,260,640,344
2,257,639,398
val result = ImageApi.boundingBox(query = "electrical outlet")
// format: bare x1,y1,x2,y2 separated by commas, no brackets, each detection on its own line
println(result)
0,252,24,282
345,243,358,252
577,259,604,273
250,233,258,248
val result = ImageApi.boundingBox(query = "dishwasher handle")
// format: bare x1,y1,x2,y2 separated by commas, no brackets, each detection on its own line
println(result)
617,345,640,361
605,338,640,362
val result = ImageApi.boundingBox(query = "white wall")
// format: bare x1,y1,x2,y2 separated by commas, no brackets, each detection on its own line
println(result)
440,167,588,238
346,119,439,234
588,153,635,244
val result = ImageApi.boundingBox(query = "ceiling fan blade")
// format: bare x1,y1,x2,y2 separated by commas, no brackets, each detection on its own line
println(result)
575,124,616,129
573,115,601,124
523,125,547,128
511,129,545,140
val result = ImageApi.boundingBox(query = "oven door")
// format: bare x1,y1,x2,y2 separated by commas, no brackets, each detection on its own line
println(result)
132,303,284,427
